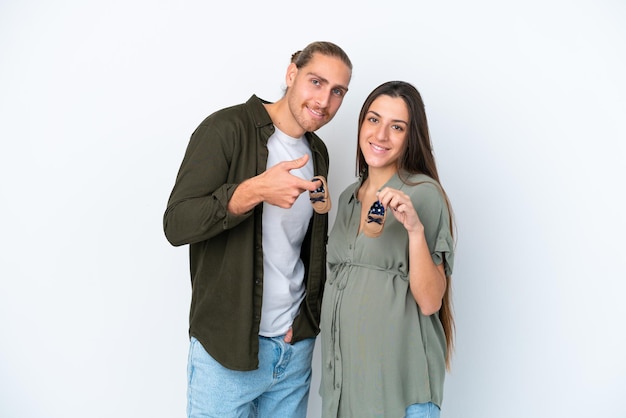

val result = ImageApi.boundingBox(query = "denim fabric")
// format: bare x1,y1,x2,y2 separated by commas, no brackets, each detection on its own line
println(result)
187,335,315,418
405,402,441,418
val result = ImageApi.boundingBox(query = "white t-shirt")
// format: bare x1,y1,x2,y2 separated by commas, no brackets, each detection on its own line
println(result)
259,127,314,337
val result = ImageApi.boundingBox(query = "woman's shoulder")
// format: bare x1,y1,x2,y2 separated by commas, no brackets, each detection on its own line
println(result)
403,173,442,195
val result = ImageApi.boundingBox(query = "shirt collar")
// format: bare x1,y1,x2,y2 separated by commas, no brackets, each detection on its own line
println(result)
348,171,408,203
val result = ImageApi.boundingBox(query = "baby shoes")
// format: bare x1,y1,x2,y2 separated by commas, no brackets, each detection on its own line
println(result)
363,200,386,238
309,176,331,214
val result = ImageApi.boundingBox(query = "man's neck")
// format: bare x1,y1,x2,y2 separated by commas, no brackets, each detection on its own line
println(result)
264,100,305,138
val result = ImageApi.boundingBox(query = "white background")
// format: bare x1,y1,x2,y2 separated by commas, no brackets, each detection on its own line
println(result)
1,1,625,417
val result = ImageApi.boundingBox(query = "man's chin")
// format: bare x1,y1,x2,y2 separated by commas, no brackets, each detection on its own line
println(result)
305,120,329,132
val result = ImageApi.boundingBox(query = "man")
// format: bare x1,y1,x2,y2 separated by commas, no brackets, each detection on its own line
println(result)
163,41,352,418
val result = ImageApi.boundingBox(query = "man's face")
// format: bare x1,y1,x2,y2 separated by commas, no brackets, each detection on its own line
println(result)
285,53,351,134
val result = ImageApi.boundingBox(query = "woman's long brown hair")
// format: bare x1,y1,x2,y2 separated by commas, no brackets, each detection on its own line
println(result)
357,81,456,369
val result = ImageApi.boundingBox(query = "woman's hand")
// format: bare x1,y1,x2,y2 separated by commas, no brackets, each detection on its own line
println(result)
376,187,423,234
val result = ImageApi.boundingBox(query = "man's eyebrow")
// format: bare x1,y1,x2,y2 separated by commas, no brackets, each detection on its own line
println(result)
306,71,349,92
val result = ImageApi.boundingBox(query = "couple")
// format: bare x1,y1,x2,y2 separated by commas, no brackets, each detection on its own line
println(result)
163,41,455,418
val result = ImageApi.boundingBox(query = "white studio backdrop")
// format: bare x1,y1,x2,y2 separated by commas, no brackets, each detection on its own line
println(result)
1,1,625,417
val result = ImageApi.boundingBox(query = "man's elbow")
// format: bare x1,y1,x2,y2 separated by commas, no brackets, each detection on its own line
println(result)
163,217,187,247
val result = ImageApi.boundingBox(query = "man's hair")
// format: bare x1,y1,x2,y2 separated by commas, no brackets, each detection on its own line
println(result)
291,41,352,72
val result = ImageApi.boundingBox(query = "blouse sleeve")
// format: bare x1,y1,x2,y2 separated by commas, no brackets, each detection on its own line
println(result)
411,181,455,277
433,226,454,277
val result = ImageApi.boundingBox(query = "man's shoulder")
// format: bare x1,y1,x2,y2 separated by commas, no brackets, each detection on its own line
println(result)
195,95,267,129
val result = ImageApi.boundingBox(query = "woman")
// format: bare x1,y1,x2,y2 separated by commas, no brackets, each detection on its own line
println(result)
320,81,455,418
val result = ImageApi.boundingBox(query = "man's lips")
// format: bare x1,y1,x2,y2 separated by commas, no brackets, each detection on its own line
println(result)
307,105,325,119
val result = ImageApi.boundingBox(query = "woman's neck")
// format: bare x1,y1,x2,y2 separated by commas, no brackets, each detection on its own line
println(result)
364,166,398,192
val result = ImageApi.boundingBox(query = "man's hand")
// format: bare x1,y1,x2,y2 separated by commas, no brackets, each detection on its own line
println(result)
258,154,321,208
284,327,293,343
228,154,320,215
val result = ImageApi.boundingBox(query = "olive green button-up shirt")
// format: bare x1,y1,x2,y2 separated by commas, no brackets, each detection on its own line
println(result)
164,95,329,371
320,172,454,417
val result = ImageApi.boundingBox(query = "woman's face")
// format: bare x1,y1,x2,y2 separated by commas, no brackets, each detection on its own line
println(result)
359,94,409,172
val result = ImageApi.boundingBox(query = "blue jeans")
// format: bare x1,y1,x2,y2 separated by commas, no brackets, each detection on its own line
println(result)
405,402,441,418
187,335,315,418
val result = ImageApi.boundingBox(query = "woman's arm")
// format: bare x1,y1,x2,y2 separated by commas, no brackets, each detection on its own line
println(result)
377,186,447,315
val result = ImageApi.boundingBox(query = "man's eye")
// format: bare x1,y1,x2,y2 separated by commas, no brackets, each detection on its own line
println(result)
332,88,344,97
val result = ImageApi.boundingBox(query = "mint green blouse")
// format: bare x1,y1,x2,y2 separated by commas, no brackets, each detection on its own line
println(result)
320,172,454,418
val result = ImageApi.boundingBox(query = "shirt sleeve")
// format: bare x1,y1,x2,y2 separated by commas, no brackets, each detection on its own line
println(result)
411,181,454,276
163,115,251,246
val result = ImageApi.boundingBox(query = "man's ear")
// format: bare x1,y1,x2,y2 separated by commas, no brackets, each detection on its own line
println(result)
285,62,298,88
